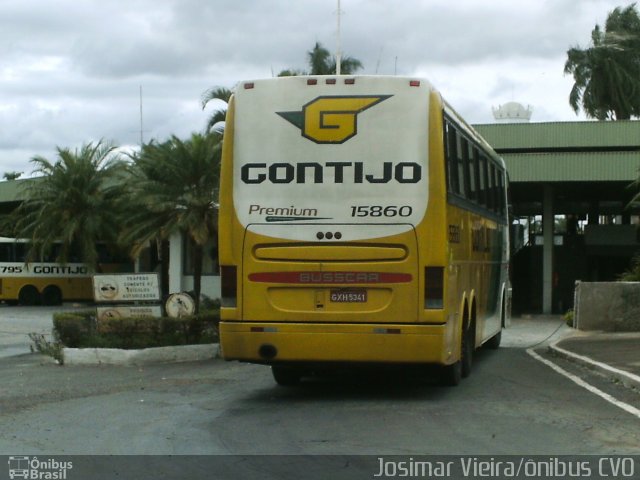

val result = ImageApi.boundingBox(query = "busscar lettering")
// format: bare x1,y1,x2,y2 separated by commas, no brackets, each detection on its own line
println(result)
241,161,422,184
299,272,379,283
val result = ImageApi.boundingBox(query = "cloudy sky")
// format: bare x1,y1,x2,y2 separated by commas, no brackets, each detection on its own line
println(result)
0,0,630,177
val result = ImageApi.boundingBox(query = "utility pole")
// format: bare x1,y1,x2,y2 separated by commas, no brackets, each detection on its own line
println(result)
139,85,144,146
336,0,342,75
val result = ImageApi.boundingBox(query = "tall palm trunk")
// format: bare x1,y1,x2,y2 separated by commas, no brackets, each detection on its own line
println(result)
160,239,170,300
193,243,203,314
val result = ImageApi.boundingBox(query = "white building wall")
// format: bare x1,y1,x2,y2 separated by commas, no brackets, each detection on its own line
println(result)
168,231,183,294
169,231,221,299
180,275,221,300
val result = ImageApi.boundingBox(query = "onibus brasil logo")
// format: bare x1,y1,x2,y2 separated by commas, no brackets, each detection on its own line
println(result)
8,456,73,479
277,95,391,144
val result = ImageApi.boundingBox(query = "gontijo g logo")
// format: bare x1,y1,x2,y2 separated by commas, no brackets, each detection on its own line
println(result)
277,95,391,144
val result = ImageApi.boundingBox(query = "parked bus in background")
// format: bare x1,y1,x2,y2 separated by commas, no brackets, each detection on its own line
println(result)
0,237,131,305
218,75,511,386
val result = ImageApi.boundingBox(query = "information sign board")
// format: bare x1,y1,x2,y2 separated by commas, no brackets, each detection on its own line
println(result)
92,273,160,303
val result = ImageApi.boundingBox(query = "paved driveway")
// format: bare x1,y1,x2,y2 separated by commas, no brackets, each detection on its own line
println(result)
0,304,89,358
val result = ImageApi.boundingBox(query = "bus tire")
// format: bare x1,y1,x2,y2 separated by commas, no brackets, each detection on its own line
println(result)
272,365,302,386
461,322,474,378
440,360,461,387
18,285,41,306
485,298,505,350
42,286,63,306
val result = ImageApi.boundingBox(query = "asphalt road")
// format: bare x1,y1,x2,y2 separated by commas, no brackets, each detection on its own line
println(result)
0,326,638,458
0,308,639,466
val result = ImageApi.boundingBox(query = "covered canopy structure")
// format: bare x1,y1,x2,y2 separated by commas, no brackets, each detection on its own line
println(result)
476,120,640,314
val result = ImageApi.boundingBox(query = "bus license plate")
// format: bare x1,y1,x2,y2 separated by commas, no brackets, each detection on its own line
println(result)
330,289,367,303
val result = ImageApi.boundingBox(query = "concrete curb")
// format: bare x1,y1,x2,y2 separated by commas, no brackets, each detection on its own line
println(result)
548,341,640,390
63,343,220,366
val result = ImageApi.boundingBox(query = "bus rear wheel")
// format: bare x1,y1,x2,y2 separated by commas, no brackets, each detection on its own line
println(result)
461,322,475,378
441,322,473,386
440,360,461,386
18,285,41,306
42,286,63,306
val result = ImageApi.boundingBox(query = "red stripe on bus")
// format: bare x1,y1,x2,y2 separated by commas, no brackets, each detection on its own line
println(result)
248,271,412,284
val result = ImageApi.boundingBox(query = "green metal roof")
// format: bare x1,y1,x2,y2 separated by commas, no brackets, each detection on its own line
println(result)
473,121,640,182
475,121,640,149
502,151,640,182
0,178,35,203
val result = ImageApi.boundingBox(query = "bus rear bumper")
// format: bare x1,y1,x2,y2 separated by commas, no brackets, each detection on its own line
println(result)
219,321,454,366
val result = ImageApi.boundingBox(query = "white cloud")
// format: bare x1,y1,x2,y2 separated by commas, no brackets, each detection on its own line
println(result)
0,0,629,176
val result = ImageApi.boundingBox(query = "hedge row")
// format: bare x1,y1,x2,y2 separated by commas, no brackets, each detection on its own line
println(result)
53,309,219,349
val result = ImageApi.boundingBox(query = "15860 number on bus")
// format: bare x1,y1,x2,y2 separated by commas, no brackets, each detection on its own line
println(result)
350,205,412,217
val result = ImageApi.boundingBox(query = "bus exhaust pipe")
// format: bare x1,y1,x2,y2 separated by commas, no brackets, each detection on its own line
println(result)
259,344,278,359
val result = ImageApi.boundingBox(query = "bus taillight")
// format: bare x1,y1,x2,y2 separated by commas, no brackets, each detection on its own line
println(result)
425,267,444,309
220,265,237,308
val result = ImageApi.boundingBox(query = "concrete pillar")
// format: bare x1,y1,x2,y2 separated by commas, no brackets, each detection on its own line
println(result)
169,231,183,294
588,201,599,225
542,184,554,314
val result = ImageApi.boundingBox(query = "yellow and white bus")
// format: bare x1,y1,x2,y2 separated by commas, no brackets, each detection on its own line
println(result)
0,237,129,306
218,76,510,386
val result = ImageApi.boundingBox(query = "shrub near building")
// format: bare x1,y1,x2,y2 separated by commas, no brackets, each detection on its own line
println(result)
53,308,219,350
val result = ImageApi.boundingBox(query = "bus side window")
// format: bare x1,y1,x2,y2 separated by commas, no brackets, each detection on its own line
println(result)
456,134,466,197
497,170,506,215
15,243,26,262
0,243,12,262
460,136,472,199
487,163,497,212
467,144,478,202
445,121,459,195
477,154,487,207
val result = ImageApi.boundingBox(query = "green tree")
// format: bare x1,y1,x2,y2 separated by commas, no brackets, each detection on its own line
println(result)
3,171,22,181
11,140,126,269
278,42,363,77
201,43,363,132
123,132,222,312
565,4,640,120
201,87,233,134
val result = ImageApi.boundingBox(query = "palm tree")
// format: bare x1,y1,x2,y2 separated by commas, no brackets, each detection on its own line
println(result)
565,4,640,120
278,42,363,77
11,140,126,269
201,43,363,132
122,132,222,312
201,87,233,134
